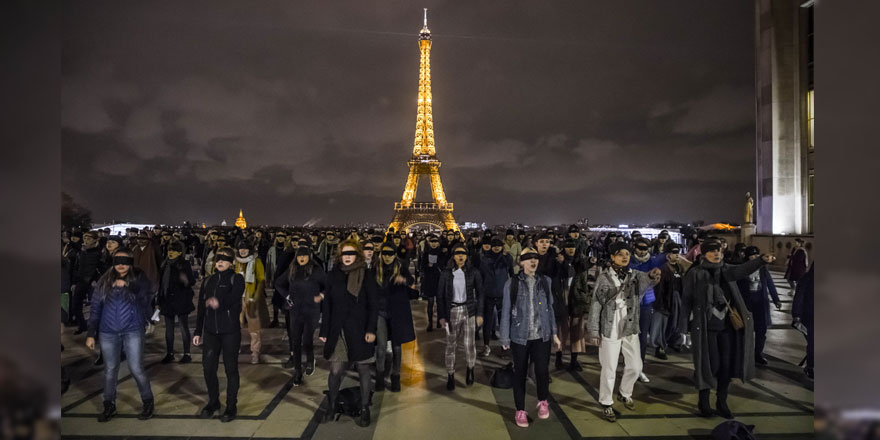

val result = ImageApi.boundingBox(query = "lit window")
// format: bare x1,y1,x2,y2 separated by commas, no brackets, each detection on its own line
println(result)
807,89,814,149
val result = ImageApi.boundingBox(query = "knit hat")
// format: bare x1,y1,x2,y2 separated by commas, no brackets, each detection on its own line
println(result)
568,224,579,233
107,236,124,247
168,241,185,253
506,229,515,236
295,247,311,257
536,231,552,241
744,246,761,258
633,237,651,250
664,242,682,254
701,239,722,253
481,237,492,245
609,241,632,256
491,238,504,247
563,239,577,249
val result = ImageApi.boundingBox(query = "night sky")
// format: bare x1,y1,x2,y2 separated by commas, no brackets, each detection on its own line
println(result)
62,1,755,227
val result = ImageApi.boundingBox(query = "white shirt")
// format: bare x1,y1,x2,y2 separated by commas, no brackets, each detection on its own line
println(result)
452,268,466,303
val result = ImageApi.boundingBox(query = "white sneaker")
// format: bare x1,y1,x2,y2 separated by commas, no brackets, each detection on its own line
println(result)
150,309,161,323
638,372,650,383
480,345,492,357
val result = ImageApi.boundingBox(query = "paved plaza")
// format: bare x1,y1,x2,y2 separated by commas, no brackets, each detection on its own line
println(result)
60,272,813,440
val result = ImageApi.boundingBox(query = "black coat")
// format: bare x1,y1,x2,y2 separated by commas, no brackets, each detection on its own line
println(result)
376,262,416,345
274,262,326,319
319,265,380,362
538,248,566,321
437,263,484,321
195,269,244,336
158,257,196,316
419,246,446,298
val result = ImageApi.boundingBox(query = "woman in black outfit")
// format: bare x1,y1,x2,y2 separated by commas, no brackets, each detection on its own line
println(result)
274,246,326,386
318,239,379,427
158,241,196,364
374,242,416,392
193,247,245,423
419,234,446,331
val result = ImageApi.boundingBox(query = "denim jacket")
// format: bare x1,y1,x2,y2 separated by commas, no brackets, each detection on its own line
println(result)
500,272,558,347
587,267,653,339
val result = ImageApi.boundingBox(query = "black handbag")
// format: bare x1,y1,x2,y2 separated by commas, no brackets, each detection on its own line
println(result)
491,362,515,389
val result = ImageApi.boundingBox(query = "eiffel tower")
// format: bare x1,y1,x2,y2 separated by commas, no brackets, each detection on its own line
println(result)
389,9,459,233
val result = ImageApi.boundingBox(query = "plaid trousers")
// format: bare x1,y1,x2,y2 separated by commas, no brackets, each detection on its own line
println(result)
445,305,476,374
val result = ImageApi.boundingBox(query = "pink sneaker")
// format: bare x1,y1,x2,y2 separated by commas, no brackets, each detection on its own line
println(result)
515,410,529,427
536,400,550,419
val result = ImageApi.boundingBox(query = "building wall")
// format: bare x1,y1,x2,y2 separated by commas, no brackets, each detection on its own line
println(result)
755,0,813,235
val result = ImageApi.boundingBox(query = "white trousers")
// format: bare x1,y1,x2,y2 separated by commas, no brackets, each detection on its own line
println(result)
598,333,642,406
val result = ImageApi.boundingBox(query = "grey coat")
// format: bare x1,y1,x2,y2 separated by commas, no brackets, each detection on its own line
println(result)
681,257,765,390
587,267,654,339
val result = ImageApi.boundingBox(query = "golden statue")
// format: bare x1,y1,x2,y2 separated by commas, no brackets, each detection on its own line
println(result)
744,192,754,224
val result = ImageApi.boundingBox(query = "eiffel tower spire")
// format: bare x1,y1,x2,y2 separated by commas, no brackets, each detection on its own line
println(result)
389,10,458,233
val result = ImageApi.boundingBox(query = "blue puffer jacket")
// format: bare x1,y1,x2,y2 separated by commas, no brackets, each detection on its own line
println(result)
629,253,666,306
87,270,153,338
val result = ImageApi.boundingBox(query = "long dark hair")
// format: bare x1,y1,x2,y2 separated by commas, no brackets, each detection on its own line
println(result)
95,249,141,302
288,253,315,281
375,247,400,285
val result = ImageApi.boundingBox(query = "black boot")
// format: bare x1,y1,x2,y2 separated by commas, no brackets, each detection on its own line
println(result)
220,405,237,423
199,402,220,419
138,398,154,420
356,405,371,427
466,367,475,386
655,347,668,360
322,396,336,423
390,374,401,392
161,353,174,364
282,355,296,369
697,389,714,417
179,353,192,364
555,351,564,370
446,373,455,391
375,373,385,392
716,385,733,419
293,369,304,386
97,401,116,423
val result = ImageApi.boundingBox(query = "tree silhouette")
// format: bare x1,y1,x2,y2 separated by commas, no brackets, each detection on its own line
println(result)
61,192,92,230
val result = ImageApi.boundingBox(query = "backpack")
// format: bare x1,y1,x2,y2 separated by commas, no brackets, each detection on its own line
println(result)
328,386,373,420
491,362,515,389
509,273,551,307
711,421,758,440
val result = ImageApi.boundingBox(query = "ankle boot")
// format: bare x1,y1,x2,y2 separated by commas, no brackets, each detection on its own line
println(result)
97,401,116,423
138,398,154,420
555,351,564,370
716,385,733,419
322,397,336,423
375,374,385,392
390,374,401,392
356,405,371,427
220,405,237,423
446,373,455,391
697,389,713,417
466,367,475,386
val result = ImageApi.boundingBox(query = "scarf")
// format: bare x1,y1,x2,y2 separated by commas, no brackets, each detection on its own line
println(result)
340,259,365,297
235,254,256,284
700,261,728,313
611,263,630,283
633,251,651,263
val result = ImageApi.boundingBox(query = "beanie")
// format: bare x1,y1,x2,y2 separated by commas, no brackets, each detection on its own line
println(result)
609,241,632,256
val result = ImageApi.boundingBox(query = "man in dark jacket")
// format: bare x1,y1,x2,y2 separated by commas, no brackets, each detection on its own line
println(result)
193,247,245,423
438,244,484,390
736,246,781,366
478,238,513,357
72,231,104,333
791,263,814,379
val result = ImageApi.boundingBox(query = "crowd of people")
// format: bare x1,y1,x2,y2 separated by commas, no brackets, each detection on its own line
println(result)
60,223,812,428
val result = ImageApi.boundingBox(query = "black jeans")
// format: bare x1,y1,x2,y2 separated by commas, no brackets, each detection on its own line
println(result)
426,297,436,327
202,331,241,408
483,296,503,346
164,314,192,355
511,338,551,411
639,303,653,362
745,292,769,357
72,281,90,331
289,309,317,368
707,327,735,391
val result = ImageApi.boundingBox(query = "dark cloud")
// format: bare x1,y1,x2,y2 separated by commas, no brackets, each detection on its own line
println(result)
62,1,755,226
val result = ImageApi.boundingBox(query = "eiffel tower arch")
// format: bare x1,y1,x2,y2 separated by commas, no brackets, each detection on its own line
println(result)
389,9,459,234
